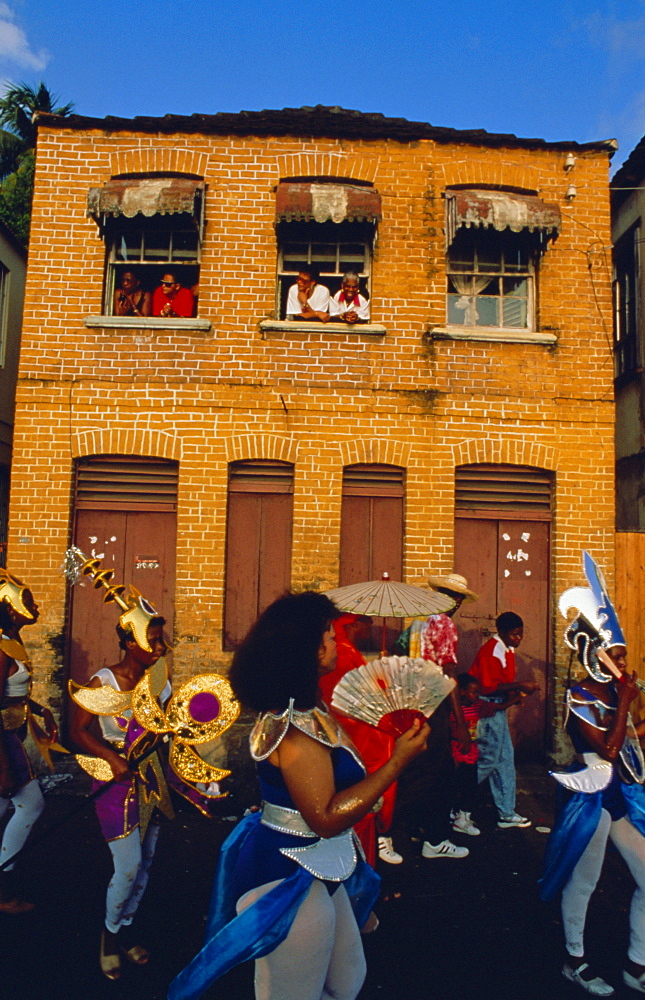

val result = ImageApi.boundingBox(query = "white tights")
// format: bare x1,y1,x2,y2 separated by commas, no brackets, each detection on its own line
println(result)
105,824,160,934
0,778,44,871
562,811,645,964
236,878,366,1000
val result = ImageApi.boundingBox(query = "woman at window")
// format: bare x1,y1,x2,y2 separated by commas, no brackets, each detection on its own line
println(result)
169,590,429,1000
113,270,152,317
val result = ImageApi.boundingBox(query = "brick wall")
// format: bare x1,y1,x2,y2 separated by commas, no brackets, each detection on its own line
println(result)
8,123,615,754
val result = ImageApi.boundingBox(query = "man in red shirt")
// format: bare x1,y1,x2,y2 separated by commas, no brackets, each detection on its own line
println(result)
152,272,194,318
471,611,538,828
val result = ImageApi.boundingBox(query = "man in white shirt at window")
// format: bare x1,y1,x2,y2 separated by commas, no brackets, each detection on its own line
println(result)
285,266,330,322
329,272,370,325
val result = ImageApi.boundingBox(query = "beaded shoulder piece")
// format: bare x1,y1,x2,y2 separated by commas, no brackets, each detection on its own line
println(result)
250,698,363,767
565,685,645,784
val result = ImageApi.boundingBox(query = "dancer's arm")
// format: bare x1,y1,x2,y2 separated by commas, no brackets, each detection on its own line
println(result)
274,719,429,838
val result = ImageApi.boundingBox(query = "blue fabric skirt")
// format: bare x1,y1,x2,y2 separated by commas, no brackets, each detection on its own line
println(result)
540,774,645,902
168,812,380,1000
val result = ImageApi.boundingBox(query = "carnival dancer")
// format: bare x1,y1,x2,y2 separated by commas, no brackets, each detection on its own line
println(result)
65,548,235,982
540,551,645,996
168,591,429,1000
0,569,62,913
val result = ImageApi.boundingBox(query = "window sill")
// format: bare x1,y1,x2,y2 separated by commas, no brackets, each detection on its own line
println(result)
429,326,557,346
260,319,386,336
83,316,212,332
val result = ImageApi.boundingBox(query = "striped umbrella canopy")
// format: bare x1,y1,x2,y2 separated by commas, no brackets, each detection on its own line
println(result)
325,574,455,619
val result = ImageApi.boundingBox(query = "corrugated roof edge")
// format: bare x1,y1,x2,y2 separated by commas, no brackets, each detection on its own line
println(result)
32,105,617,155
611,134,645,202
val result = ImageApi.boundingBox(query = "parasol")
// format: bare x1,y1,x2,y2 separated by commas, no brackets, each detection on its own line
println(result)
325,573,455,655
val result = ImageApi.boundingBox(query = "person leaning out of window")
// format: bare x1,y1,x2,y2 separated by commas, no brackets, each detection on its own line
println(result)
285,265,330,322
152,272,195,318
113,270,152,318
329,272,370,325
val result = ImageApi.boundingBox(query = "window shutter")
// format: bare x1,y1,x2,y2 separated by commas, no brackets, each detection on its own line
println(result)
455,464,552,518
74,456,178,511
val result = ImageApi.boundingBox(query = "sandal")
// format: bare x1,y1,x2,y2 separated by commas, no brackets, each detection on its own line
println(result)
121,944,150,966
100,929,121,981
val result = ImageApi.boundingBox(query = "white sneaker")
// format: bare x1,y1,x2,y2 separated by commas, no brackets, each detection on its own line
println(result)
452,811,481,837
497,812,531,829
562,962,614,995
421,839,469,859
377,836,403,864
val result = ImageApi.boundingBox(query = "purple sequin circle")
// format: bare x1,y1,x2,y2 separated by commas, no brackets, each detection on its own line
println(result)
189,691,220,722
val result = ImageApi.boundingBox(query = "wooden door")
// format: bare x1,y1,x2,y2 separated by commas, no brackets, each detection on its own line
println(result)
454,518,550,757
68,508,177,684
224,490,293,649
340,465,405,650
67,455,178,687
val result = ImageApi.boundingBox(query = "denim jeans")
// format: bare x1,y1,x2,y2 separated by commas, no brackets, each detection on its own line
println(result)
476,709,516,819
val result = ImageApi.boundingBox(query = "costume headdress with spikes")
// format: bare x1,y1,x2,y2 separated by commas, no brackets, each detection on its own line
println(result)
0,568,35,621
62,547,161,653
559,550,626,683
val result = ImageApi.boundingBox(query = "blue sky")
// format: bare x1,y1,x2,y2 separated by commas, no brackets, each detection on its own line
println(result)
1,0,644,170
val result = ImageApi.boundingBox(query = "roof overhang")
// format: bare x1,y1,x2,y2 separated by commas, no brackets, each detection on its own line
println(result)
276,182,381,223
445,188,561,246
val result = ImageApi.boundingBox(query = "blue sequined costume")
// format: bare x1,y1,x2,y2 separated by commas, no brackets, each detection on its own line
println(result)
169,703,380,1000
540,682,645,902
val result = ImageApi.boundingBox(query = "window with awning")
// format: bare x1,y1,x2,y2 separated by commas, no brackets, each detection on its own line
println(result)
445,189,560,247
445,188,560,332
88,177,205,222
87,176,204,318
275,180,380,321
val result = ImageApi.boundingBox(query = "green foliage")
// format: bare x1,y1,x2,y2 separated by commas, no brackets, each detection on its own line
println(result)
0,81,73,243
0,152,34,244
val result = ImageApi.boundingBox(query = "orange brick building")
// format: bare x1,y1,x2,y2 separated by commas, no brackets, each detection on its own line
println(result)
8,106,616,759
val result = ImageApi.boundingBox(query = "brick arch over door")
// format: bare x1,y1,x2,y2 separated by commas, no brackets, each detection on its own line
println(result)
72,427,181,462
224,434,298,465
450,437,555,473
339,438,411,469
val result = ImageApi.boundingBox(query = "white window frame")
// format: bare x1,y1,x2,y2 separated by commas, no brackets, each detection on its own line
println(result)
447,229,537,332
276,220,373,320
103,214,201,316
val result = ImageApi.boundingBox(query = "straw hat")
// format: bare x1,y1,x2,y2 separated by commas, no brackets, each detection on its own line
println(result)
427,572,478,603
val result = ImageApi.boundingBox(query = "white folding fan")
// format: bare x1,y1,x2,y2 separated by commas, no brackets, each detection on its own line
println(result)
330,655,455,738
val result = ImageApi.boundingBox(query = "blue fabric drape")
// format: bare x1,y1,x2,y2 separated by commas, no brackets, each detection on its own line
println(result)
168,812,380,1000
539,778,645,903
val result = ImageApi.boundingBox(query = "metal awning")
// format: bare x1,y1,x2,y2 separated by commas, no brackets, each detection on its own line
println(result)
445,188,561,246
276,182,381,223
87,177,204,220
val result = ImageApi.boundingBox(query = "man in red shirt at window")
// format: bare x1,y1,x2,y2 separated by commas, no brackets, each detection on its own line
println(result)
152,272,194,317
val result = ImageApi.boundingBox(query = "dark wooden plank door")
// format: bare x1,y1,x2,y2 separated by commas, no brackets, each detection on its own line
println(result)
340,494,404,649
69,509,176,684
454,517,550,757
224,491,293,649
